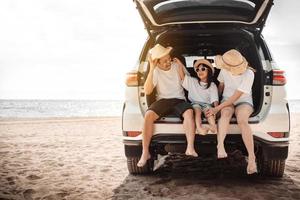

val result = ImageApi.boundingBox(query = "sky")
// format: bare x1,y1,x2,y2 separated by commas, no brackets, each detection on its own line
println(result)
0,0,299,100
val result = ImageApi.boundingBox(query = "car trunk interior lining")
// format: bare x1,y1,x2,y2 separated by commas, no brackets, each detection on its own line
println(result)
145,30,264,120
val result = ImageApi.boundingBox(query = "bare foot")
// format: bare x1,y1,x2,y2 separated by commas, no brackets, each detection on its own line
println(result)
197,126,208,135
208,124,217,134
217,145,228,159
247,156,257,174
185,149,198,157
137,153,151,167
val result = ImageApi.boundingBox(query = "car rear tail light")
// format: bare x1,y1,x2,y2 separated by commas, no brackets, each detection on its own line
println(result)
127,131,142,137
267,132,285,138
125,71,138,86
273,70,286,86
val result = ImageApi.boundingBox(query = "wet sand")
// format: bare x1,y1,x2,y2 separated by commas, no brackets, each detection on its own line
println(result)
0,115,300,200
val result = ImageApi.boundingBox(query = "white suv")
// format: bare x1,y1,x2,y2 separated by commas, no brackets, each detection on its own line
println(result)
122,0,290,177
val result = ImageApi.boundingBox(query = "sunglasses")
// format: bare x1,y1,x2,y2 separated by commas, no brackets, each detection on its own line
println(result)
195,64,209,72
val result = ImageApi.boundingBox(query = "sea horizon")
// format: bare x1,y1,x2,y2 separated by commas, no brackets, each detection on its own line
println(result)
0,99,300,119
0,99,123,118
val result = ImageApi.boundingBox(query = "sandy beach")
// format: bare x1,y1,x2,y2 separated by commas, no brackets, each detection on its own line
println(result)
1,115,300,200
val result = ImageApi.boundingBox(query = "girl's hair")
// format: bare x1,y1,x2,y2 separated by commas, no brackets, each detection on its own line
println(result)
196,64,213,89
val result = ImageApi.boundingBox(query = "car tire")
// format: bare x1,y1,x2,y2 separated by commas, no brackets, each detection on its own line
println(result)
127,156,153,174
260,158,286,177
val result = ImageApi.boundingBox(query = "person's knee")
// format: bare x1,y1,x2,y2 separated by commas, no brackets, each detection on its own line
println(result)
237,117,249,127
220,108,233,119
144,110,158,122
182,109,194,120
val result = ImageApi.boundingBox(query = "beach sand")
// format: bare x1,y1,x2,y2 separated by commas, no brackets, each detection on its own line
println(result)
0,115,300,200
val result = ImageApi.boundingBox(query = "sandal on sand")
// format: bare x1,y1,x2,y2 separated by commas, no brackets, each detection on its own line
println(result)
137,154,151,168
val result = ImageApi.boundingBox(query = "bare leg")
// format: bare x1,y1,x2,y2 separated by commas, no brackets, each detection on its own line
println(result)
194,108,208,135
182,109,198,157
205,110,217,134
137,110,159,167
217,106,234,158
235,104,257,174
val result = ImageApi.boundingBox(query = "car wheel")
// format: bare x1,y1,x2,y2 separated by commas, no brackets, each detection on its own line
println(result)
127,156,153,174
259,158,286,177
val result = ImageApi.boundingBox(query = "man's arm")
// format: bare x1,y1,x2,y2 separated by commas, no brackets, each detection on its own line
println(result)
144,58,157,95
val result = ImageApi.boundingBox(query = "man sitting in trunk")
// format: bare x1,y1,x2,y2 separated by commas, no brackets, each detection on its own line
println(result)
137,44,198,167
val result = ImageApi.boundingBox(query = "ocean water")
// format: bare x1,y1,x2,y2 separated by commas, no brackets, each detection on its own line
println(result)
0,100,123,118
0,99,299,118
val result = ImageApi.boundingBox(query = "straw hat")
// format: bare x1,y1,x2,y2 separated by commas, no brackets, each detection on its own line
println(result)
149,44,173,61
194,59,215,74
215,49,248,75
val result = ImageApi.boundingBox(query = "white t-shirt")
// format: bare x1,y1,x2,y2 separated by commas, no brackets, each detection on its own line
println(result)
182,75,218,104
153,63,185,100
217,68,254,105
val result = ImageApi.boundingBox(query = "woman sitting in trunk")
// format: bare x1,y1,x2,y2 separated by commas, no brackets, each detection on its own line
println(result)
206,49,257,174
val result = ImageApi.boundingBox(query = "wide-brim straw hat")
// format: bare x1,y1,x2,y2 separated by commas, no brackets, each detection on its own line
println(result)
194,59,215,74
149,44,173,61
215,49,248,75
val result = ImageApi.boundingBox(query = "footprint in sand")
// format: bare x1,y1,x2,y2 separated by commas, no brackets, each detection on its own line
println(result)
6,176,16,185
26,174,42,180
100,168,110,173
23,189,36,200
42,192,70,200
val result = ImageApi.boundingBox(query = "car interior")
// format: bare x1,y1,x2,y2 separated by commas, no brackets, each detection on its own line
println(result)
145,30,264,120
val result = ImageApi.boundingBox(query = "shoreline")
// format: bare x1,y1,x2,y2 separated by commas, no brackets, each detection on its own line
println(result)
0,116,121,124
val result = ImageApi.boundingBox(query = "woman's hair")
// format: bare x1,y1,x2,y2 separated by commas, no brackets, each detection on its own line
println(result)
196,64,214,89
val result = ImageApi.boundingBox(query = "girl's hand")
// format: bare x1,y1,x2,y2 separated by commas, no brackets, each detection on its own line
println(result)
173,57,183,66
206,107,218,117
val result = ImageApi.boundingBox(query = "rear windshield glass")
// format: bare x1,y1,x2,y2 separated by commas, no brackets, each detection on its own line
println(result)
143,0,265,24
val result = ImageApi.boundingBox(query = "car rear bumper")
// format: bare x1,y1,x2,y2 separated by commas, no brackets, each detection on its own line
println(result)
123,134,289,160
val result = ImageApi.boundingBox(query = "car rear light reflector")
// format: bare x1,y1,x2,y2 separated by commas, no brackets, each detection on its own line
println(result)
273,70,286,86
125,71,138,86
127,131,142,137
267,132,285,138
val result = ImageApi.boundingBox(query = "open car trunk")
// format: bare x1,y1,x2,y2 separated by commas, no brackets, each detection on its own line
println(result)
144,29,264,122
134,0,274,38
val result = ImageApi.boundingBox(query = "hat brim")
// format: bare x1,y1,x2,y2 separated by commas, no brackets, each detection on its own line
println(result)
151,47,173,61
215,55,248,75
194,59,215,74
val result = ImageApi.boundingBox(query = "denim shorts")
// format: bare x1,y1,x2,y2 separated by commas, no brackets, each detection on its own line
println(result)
191,102,212,111
221,99,253,108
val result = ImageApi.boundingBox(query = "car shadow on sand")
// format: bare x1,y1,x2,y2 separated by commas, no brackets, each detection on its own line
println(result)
112,151,300,200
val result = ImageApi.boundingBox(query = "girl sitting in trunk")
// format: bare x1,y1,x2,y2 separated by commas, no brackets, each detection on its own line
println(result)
176,58,219,135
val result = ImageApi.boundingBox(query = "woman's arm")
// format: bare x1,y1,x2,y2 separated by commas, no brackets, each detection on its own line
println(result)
206,90,243,116
216,90,243,111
